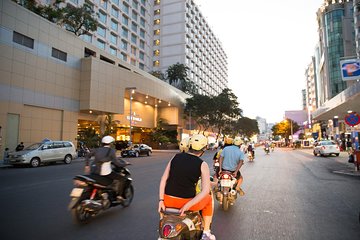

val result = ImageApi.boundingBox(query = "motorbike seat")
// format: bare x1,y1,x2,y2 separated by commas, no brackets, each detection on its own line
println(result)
74,174,113,187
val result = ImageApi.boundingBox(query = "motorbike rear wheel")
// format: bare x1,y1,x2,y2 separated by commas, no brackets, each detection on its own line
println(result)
71,205,92,224
121,184,134,207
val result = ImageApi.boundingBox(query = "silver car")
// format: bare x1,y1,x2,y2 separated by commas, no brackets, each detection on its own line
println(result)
8,141,77,167
313,140,340,157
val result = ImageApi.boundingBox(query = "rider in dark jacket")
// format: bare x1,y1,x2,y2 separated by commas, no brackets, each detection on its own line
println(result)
84,136,125,200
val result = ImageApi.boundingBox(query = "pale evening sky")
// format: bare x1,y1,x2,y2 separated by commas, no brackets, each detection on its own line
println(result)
195,0,325,123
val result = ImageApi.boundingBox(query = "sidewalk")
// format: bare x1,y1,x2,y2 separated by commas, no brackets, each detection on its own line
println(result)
295,148,360,177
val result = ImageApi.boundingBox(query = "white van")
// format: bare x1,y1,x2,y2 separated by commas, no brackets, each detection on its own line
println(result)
8,141,77,167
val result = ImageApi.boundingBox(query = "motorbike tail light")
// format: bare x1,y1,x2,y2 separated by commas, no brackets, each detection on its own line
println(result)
162,224,172,237
223,174,229,179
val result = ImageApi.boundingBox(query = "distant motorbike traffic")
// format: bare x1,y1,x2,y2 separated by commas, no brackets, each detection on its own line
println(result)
68,159,134,224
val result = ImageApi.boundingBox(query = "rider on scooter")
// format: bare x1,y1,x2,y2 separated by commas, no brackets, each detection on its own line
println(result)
219,137,245,196
84,135,127,201
158,134,216,240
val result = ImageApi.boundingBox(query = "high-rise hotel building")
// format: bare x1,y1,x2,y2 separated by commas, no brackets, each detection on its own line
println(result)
62,0,228,96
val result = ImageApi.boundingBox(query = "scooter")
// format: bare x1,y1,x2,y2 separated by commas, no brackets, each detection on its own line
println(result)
248,151,254,161
158,208,204,239
265,147,270,155
68,160,134,224
215,171,237,211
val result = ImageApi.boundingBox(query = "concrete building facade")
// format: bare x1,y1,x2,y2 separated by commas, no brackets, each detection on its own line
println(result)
0,0,189,156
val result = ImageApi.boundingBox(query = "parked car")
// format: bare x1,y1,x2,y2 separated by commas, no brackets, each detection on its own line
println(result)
313,140,340,157
7,140,77,167
115,140,130,150
121,144,152,157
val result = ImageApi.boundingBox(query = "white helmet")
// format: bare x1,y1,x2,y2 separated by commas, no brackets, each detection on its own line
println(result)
102,135,115,144
233,137,243,146
179,137,190,152
189,134,208,151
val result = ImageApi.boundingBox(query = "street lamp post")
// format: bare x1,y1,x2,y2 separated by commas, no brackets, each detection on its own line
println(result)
125,87,136,145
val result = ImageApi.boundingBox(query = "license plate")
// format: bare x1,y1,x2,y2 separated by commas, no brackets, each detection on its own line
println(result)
220,179,232,187
214,162,219,166
70,188,84,197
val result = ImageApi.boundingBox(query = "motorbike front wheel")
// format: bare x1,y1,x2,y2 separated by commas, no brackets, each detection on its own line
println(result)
121,184,134,207
71,205,92,224
222,195,229,211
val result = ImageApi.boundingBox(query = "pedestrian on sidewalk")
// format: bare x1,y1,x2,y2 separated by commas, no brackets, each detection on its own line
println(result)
15,142,24,152
3,147,9,164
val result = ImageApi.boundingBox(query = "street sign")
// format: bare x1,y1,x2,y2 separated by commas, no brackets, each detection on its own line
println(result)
340,59,360,81
344,112,360,126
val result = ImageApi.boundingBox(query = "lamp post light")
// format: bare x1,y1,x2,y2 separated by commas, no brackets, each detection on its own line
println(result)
125,87,136,145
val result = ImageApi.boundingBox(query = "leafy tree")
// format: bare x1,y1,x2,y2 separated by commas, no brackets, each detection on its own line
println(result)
166,63,198,94
233,117,260,138
61,3,98,36
149,71,165,80
77,128,101,149
185,94,214,133
36,0,64,23
150,119,177,144
271,118,299,139
211,88,243,137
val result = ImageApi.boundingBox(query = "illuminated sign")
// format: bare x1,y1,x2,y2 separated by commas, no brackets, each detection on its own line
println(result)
340,59,360,81
344,112,360,127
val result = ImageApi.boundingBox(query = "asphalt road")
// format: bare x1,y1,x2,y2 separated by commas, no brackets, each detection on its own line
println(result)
0,148,359,240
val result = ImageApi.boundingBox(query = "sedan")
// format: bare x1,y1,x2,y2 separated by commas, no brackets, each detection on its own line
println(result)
313,140,340,157
121,144,152,157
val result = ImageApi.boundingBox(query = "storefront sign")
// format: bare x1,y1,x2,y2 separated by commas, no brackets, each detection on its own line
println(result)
344,112,360,126
126,116,142,122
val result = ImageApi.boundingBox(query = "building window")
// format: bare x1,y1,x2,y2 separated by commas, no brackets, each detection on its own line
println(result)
122,27,129,38
100,0,107,9
122,2,129,14
121,39,128,50
121,52,127,61
141,0,146,5
139,62,145,70
97,39,106,50
111,7,119,18
131,45,137,55
140,29,145,38
110,47,117,56
13,31,34,49
82,33,92,43
131,22,138,32
122,15,129,25
132,0,138,9
111,19,118,31
140,7,146,16
154,49,159,56
51,48,67,62
140,17,145,27
139,40,145,49
132,10,138,21
112,0,120,5
153,60,160,67
98,11,107,23
154,29,160,35
131,34,137,44
139,51,144,60
154,19,160,25
110,33,117,44
97,26,106,37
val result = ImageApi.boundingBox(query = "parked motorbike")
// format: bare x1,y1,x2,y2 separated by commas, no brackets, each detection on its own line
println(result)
215,171,237,211
68,159,134,224
158,208,203,239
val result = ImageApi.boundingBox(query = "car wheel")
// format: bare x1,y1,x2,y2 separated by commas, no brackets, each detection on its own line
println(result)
335,153,339,156
64,154,72,164
135,151,139,157
313,151,317,156
147,151,151,156
30,158,40,168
